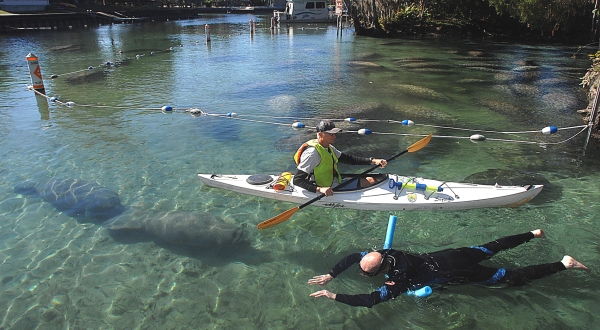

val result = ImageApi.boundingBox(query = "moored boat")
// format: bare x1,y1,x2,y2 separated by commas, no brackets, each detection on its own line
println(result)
273,0,333,23
197,173,543,211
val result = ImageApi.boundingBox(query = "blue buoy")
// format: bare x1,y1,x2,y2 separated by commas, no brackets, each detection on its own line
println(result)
542,126,558,134
401,120,414,126
382,214,433,298
49,96,57,102
226,112,238,117
88,66,93,70
65,101,75,107
292,122,305,128
345,117,356,122
105,61,111,66
162,105,173,112
406,286,432,298
383,215,397,250
358,128,372,135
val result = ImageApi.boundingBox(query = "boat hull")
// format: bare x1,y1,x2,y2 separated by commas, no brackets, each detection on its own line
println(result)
197,174,543,211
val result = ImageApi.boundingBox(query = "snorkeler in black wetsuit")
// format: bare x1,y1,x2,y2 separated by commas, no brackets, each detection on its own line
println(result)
308,230,589,308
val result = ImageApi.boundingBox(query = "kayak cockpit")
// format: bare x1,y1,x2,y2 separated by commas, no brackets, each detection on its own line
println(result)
336,173,389,192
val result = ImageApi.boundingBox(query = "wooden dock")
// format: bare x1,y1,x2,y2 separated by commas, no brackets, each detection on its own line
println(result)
0,7,280,33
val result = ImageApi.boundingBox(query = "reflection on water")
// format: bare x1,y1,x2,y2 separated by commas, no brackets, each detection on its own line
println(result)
0,16,598,329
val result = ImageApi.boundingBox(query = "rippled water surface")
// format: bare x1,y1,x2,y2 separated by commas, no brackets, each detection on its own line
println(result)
1,15,599,329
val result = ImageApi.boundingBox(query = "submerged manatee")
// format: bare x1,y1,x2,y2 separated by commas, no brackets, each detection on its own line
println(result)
105,208,249,247
14,179,125,222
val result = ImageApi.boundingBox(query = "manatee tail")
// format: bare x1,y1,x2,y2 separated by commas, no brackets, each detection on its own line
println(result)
104,216,143,231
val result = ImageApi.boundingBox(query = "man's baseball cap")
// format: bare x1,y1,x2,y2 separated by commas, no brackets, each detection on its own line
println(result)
316,120,342,133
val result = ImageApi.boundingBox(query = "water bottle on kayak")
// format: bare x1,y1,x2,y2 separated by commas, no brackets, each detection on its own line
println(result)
273,172,292,191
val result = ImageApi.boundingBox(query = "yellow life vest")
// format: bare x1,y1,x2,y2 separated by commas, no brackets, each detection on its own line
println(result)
294,139,342,186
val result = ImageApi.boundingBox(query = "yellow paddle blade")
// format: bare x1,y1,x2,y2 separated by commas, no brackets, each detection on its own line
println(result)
407,134,432,153
257,206,300,229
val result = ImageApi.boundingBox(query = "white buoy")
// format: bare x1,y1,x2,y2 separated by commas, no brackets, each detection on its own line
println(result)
344,117,356,122
226,112,237,117
402,119,414,126
65,102,75,107
162,105,173,112
26,53,45,94
358,128,372,135
189,108,202,116
542,126,557,134
470,134,486,141
292,122,305,128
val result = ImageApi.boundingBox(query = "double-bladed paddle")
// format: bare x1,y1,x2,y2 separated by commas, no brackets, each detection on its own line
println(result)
257,134,433,229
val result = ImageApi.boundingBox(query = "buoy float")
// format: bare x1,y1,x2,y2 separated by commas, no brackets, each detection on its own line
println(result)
189,108,202,116
273,172,292,191
226,112,237,117
65,102,75,107
205,24,211,42
292,122,305,128
542,126,557,134
382,214,432,298
401,120,414,126
26,53,45,94
358,128,372,135
470,134,486,141
345,117,356,122
161,105,173,112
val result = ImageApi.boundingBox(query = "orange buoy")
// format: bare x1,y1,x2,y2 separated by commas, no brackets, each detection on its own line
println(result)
205,24,211,42
26,53,45,94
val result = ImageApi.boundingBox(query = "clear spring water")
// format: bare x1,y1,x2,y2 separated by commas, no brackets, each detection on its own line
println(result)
0,14,599,329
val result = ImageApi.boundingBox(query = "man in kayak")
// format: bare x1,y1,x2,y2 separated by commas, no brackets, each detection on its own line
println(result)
294,120,387,196
308,229,589,308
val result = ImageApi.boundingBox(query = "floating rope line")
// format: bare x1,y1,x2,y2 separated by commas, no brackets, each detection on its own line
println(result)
193,111,586,146
44,47,176,80
28,89,586,146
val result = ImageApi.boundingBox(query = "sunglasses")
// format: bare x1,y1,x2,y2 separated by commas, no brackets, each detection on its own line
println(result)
359,254,389,277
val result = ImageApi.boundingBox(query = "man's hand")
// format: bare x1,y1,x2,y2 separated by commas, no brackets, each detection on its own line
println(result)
317,186,334,196
310,289,337,300
372,158,387,168
308,274,333,286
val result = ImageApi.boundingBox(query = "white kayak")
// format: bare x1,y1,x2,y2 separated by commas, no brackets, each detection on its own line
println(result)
197,173,543,211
